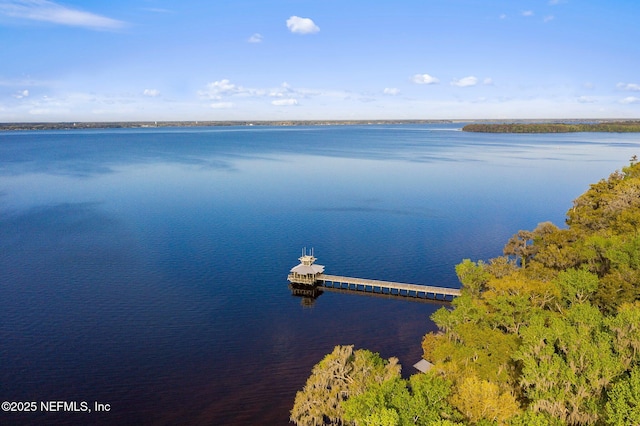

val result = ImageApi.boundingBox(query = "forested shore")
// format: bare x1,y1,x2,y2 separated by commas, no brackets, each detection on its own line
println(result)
291,160,640,426
3,120,640,133
463,121,640,133
0,119,452,131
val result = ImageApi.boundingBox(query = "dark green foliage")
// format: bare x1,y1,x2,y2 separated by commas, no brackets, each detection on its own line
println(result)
605,366,640,425
463,122,640,133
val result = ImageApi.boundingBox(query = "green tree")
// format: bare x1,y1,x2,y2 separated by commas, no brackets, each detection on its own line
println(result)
514,305,624,425
431,293,484,337
291,345,401,426
593,270,637,314
343,373,461,426
484,256,519,278
504,230,536,268
343,378,406,426
554,268,599,306
456,259,491,297
567,163,640,235
507,410,564,426
532,228,581,271
606,302,640,369
450,375,520,424
483,272,559,327
430,321,520,390
605,366,640,426
577,234,640,313
407,373,461,424
295,162,640,426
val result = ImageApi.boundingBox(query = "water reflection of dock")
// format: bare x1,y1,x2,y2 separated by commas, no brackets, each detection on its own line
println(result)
288,249,461,302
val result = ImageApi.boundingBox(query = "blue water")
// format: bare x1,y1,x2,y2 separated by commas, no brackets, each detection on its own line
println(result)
1,124,638,425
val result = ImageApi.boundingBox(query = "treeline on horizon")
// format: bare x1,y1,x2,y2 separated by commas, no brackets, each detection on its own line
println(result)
291,159,640,425
463,121,640,133
0,119,453,131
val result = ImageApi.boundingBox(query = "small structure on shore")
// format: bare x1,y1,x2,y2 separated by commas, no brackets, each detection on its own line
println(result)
288,248,325,285
413,359,434,373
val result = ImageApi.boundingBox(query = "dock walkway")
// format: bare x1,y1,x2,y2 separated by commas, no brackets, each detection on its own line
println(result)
287,250,461,301
318,274,461,300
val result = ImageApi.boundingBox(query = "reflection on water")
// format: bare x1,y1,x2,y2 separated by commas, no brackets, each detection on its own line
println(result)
1,125,639,424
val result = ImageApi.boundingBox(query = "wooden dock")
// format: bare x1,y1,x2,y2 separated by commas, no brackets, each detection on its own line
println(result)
317,274,461,301
287,250,461,302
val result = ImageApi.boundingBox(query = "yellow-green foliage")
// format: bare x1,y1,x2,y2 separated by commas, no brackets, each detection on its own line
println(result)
451,376,520,424
427,161,640,424
290,345,401,426
293,162,640,426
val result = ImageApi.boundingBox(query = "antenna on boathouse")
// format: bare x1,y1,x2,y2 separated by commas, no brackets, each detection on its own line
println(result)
288,248,324,285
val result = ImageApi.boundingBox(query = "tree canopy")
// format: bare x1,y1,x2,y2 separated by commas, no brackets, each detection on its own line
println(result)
462,122,640,133
292,160,640,426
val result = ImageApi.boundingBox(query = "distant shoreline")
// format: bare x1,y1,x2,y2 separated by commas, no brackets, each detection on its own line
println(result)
462,121,640,133
0,120,455,131
1,119,640,132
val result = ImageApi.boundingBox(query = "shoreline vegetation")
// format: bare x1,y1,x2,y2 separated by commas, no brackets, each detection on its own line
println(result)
0,120,453,131
462,121,640,133
292,160,640,426
1,119,640,132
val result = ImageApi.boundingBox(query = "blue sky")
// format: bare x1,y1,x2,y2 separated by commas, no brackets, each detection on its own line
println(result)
1,0,639,121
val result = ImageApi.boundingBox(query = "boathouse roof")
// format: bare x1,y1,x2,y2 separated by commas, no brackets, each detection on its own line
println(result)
290,263,325,275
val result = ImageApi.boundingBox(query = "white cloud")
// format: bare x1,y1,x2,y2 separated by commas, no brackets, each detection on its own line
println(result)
522,10,534,17
269,82,323,100
269,82,294,98
0,0,125,30
143,89,160,97
142,8,173,14
248,33,263,43
198,79,244,99
544,15,555,23
12,89,29,98
412,74,439,85
286,16,319,34
271,98,298,106
483,78,494,85
620,96,640,105
198,80,320,108
383,88,400,95
577,96,597,103
617,82,640,91
451,76,478,87
499,13,507,19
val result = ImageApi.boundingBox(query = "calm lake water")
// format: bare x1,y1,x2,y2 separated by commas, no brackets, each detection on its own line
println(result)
1,124,639,425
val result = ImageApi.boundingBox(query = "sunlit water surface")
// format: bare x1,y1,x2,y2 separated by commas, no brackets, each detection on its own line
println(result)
1,124,638,425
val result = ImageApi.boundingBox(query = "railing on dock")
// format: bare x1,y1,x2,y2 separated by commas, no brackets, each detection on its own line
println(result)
287,250,461,301
317,274,461,301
